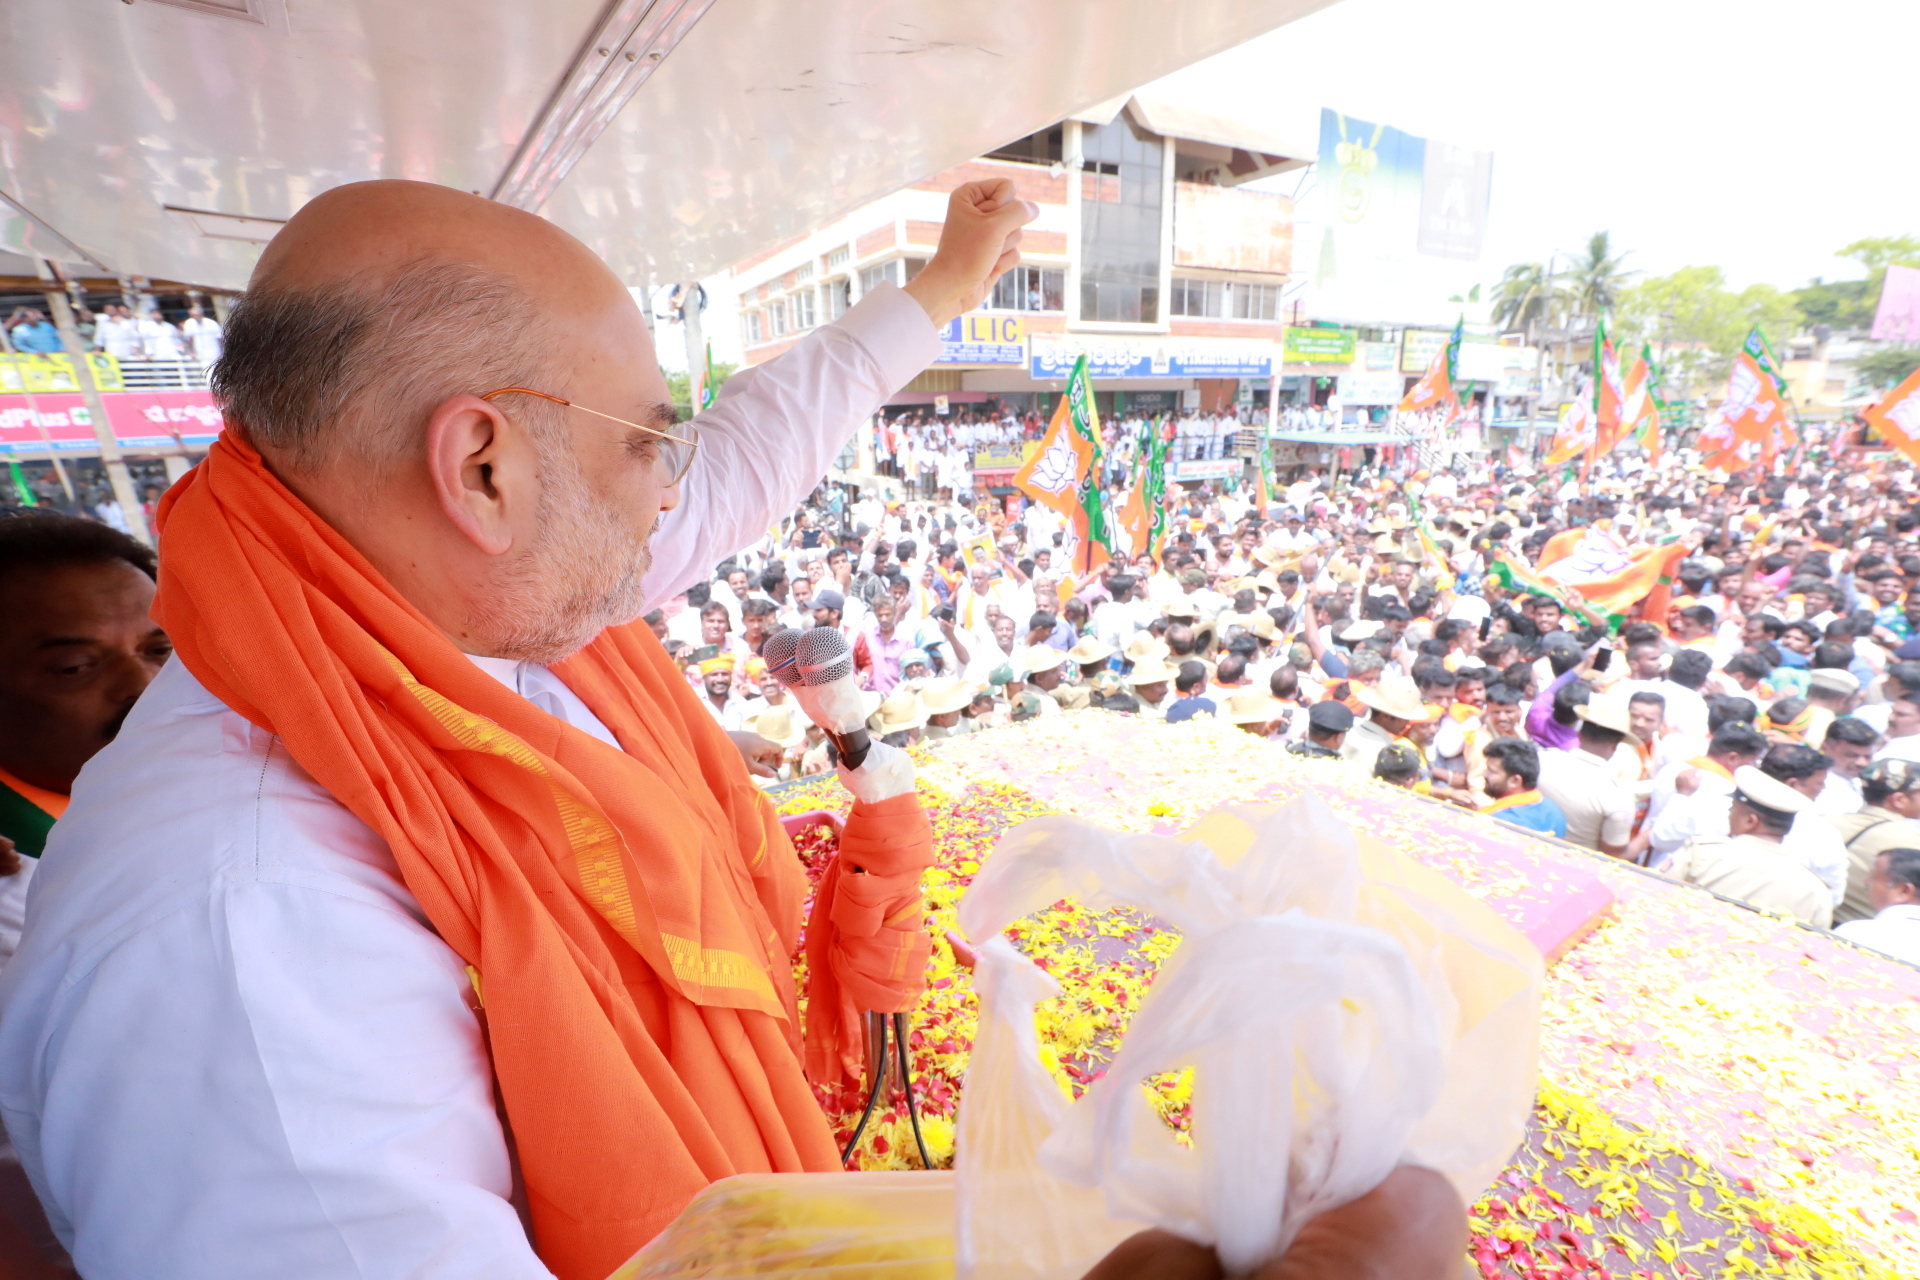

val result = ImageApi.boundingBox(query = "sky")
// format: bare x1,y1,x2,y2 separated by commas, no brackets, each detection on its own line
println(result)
1154,0,1919,296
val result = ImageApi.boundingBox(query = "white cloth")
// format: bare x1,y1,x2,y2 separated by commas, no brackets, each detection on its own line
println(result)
1835,903,1920,966
94,315,138,360
0,858,33,970
0,282,940,1280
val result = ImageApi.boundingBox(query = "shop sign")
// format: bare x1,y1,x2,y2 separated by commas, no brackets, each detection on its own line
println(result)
933,313,1025,366
1281,327,1357,363
1170,458,1242,481
1030,335,1275,381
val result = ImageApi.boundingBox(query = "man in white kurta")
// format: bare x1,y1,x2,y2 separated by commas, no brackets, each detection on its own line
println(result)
0,278,939,1279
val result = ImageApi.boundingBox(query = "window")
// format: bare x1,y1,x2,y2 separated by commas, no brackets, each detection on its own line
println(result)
1232,282,1281,321
1169,277,1225,318
744,311,764,345
1169,278,1281,321
986,127,1064,166
1079,118,1165,324
828,278,851,320
769,299,789,337
858,262,894,295
903,258,927,283
794,289,817,329
827,245,850,269
988,266,1066,312
795,262,815,282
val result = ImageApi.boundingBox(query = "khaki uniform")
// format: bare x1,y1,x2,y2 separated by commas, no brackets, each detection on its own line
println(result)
1050,684,1093,711
1666,835,1833,929
1828,806,1920,925
1340,716,1398,777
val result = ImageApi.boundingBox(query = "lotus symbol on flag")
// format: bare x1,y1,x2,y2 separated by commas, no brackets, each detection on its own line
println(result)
1029,440,1080,495
1887,394,1920,442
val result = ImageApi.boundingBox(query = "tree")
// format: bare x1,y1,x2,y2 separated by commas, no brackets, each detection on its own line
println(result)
1491,262,1559,339
1791,277,1875,331
1615,266,1802,396
1566,232,1633,323
1856,346,1920,392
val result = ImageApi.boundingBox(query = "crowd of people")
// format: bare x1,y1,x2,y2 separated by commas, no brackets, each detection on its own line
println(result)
649,447,1920,968
2,301,223,363
872,406,1254,499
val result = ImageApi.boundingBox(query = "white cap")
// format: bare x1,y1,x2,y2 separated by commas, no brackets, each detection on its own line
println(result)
1732,766,1813,816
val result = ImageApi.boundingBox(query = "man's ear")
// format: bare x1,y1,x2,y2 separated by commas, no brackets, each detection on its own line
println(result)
425,394,520,556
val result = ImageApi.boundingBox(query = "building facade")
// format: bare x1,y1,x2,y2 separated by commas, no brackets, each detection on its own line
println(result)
729,95,1306,422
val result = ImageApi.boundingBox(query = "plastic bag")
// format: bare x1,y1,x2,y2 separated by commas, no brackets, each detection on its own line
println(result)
612,795,1540,1280
953,796,1542,1280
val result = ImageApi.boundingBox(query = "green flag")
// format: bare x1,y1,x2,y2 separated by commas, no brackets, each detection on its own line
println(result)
6,459,34,507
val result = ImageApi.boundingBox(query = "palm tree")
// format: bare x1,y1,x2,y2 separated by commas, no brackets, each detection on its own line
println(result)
1567,232,1632,323
1492,262,1557,340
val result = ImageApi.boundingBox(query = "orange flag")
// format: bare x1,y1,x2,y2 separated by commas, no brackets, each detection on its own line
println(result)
1864,365,1920,467
1566,543,1690,631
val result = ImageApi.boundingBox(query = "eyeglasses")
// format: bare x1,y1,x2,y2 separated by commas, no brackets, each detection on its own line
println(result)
480,386,700,485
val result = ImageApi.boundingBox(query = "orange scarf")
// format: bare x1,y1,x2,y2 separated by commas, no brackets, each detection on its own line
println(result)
154,437,930,1279
1486,788,1545,814
1688,755,1735,782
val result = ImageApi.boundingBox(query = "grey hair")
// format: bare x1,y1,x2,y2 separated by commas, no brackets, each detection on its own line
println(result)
210,258,561,473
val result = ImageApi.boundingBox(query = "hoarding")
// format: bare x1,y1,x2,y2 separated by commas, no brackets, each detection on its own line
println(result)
1306,108,1494,327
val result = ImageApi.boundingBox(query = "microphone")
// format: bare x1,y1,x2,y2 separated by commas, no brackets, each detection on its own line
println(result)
765,627,871,770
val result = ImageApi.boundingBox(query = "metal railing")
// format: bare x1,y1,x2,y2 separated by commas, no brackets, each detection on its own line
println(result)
113,359,212,390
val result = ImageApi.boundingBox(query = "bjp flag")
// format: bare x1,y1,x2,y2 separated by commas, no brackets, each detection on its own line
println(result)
1013,353,1118,575
1865,366,1920,467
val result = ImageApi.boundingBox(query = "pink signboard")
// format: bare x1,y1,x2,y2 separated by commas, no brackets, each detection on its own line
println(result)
1871,264,1920,343
0,390,224,454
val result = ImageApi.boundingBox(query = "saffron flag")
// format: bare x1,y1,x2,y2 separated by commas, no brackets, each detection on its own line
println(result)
1590,318,1626,460
1705,329,1795,469
1485,552,1608,630
1117,425,1155,557
1621,344,1663,467
1863,365,1920,468
1145,423,1172,561
1013,354,1118,575
1565,542,1690,633
1407,497,1455,592
1399,318,1463,416
1544,390,1596,468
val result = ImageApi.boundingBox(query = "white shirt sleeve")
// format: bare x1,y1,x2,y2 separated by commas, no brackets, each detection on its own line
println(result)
642,284,939,607
10,883,545,1280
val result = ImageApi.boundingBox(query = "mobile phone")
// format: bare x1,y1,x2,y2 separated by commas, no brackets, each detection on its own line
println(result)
1478,616,1492,640
1592,645,1613,673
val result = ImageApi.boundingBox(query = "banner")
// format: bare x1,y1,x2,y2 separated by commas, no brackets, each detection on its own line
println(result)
0,352,125,393
0,389,221,453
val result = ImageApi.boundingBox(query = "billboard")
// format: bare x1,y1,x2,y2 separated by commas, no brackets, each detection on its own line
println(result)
1306,109,1493,327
